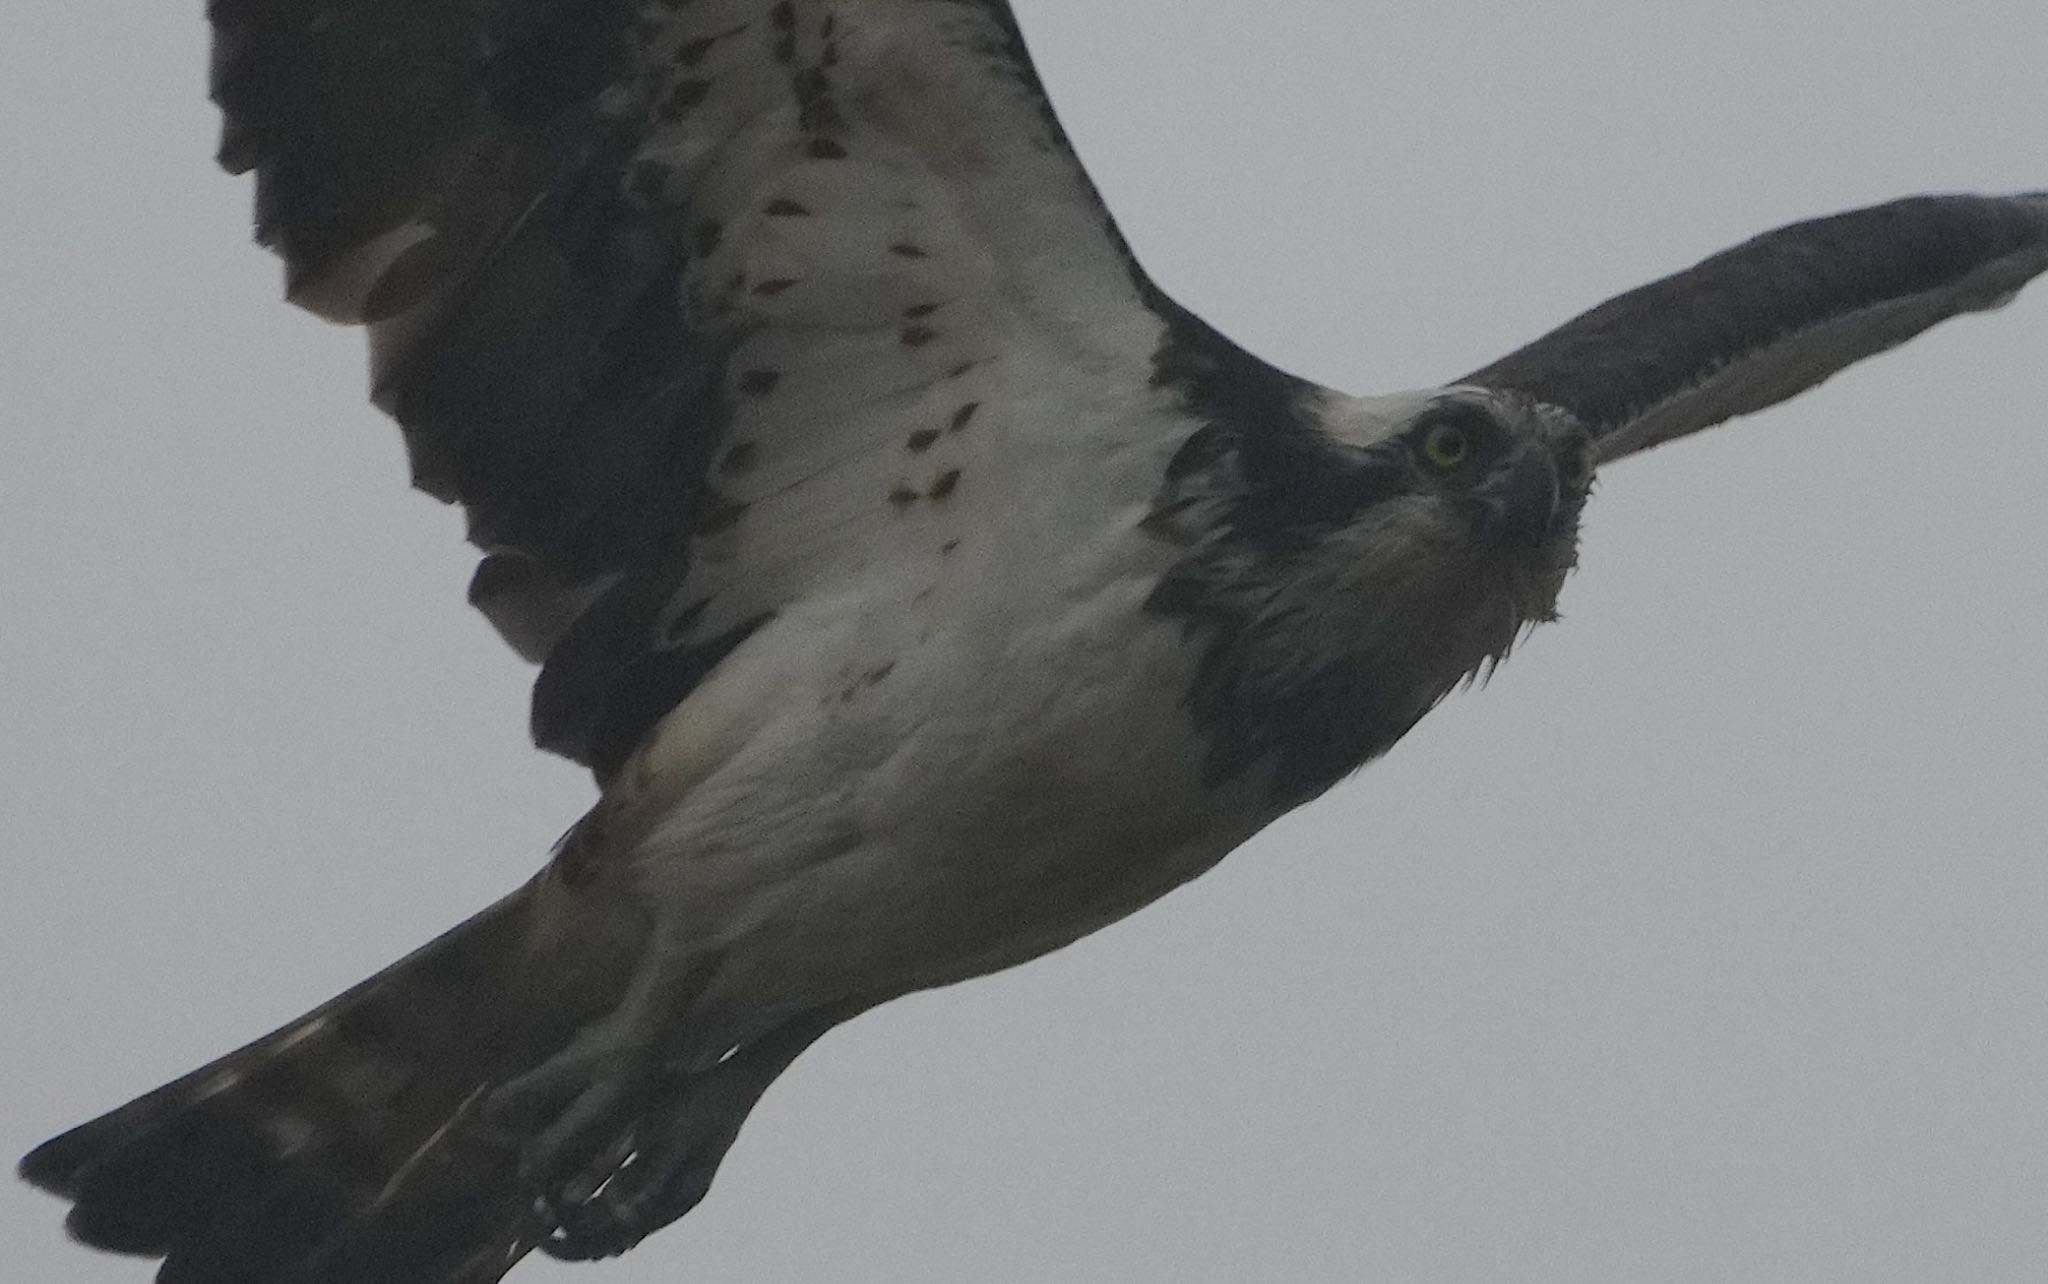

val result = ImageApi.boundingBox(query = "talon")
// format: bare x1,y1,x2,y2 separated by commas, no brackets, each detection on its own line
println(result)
556,1128,635,1207
544,1194,643,1261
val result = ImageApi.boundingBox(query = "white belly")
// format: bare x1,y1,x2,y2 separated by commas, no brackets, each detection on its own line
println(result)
613,531,1277,1056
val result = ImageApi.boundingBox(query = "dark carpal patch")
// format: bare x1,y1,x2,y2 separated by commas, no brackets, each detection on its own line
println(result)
533,571,774,781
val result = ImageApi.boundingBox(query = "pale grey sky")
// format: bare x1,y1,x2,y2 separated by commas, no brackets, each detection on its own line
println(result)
3,4,2044,1282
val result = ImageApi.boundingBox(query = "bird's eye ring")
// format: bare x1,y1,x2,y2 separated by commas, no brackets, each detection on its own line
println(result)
1420,423,1470,470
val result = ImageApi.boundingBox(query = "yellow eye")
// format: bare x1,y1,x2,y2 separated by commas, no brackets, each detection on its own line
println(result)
1421,423,1470,470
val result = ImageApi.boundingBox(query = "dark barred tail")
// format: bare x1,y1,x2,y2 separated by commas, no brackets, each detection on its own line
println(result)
21,877,640,1283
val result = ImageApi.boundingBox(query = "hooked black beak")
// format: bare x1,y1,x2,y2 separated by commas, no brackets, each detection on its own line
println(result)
1481,445,1562,545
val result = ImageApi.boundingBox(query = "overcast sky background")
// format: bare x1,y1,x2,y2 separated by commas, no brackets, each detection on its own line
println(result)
3,4,2045,1282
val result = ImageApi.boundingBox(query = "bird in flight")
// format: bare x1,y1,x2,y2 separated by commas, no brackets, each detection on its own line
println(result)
21,2,2047,1281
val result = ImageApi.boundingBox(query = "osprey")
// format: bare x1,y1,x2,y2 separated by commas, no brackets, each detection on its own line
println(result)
21,1,2046,1280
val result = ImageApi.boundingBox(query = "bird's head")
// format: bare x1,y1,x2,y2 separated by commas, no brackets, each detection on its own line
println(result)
1148,385,1594,800
1305,386,1594,668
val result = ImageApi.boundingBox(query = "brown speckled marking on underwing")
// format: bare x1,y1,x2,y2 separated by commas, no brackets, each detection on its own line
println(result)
927,469,962,500
695,219,723,256
949,401,980,432
888,242,929,259
901,302,940,319
661,78,711,120
887,483,919,508
834,659,897,704
945,360,975,379
720,441,759,474
899,324,937,348
737,369,782,396
674,34,722,67
753,277,797,296
807,137,848,160
793,66,838,130
820,13,837,38
905,428,940,453
940,539,961,555
770,4,798,62
764,197,811,217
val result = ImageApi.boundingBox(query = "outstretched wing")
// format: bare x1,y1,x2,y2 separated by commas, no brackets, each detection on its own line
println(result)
210,0,1179,779
1462,193,2048,461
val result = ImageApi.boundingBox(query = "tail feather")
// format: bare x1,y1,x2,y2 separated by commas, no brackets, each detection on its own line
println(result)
21,876,644,1283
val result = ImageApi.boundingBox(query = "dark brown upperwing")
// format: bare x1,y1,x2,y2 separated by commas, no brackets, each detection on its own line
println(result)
1463,193,2048,462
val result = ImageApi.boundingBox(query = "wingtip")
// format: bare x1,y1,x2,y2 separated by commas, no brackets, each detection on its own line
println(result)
20,1135,65,1191
19,1118,104,1202
2008,190,2048,219
1990,191,2048,239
